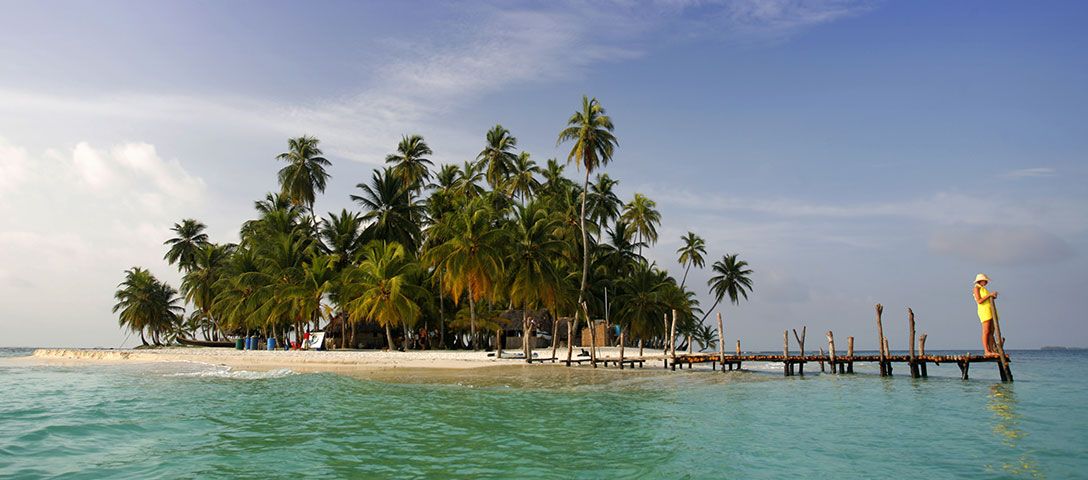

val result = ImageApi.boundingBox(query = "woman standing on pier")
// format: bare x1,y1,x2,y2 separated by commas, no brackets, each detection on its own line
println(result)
974,273,999,355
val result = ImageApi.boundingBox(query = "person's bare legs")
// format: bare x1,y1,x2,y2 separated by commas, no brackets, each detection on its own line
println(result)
981,321,996,355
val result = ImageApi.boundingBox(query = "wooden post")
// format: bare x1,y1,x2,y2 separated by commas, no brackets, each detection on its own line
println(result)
818,347,826,372
919,333,928,377
847,336,855,373
793,327,806,376
639,338,644,357
827,331,837,374
735,337,744,370
989,299,1013,382
669,310,677,362
717,313,725,374
875,304,887,376
662,313,669,355
550,315,560,362
960,353,971,380
618,327,625,370
883,337,892,375
565,316,573,366
908,308,919,378
783,330,790,376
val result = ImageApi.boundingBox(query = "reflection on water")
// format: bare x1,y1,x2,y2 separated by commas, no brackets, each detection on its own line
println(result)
986,383,1043,478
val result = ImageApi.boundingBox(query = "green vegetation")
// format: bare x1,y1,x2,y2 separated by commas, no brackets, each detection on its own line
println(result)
114,96,753,358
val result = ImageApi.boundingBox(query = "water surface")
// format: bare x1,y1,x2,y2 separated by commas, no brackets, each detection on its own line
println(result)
1,348,1083,478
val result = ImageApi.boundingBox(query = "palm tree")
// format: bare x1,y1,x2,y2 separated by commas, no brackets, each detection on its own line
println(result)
164,219,209,272
180,243,234,339
276,135,331,222
556,95,617,363
320,209,365,269
614,262,670,349
385,134,434,201
588,174,621,244
505,152,541,203
351,168,424,251
424,199,507,349
676,232,707,289
507,202,565,361
343,241,424,351
620,193,660,257
702,254,754,323
113,267,184,346
478,125,518,191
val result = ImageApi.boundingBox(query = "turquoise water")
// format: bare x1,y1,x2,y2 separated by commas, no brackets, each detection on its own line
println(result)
2,349,1085,478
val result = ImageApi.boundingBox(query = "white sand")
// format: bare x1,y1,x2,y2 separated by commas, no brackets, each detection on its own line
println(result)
30,347,531,372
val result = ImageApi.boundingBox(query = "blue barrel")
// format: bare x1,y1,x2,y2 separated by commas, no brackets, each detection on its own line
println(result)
245,336,252,350
267,338,276,351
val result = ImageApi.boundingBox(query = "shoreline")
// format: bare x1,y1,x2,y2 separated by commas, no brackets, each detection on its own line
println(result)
28,347,535,373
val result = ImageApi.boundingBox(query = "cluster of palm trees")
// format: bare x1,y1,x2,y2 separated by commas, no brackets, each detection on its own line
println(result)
112,95,754,359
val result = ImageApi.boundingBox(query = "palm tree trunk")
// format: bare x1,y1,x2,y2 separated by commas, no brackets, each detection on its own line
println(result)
576,169,593,366
550,312,560,360
385,324,395,351
680,264,691,290
469,296,478,351
522,310,530,362
639,338,644,356
439,292,446,349
403,322,410,351
495,329,503,358
139,330,148,347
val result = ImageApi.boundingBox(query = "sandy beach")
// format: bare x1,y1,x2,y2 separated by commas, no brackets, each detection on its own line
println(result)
28,347,537,372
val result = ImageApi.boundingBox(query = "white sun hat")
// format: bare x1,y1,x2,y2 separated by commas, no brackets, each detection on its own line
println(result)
974,273,990,284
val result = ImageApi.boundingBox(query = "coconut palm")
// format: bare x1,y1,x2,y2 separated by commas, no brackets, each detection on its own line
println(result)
620,193,660,256
588,174,621,244
505,152,541,204
424,199,508,349
506,202,565,360
320,209,365,269
557,95,617,363
703,254,754,322
276,135,331,222
342,241,424,351
180,243,234,339
385,134,434,199
164,219,209,272
477,125,519,191
351,168,423,251
676,232,707,289
113,267,184,346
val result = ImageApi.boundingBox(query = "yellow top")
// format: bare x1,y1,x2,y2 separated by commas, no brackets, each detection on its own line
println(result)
977,285,993,323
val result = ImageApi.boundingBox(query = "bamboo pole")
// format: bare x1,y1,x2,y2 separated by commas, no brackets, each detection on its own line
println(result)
847,336,855,373
989,299,1013,381
717,313,725,373
736,340,741,370
908,308,919,378
875,304,886,376
565,316,573,367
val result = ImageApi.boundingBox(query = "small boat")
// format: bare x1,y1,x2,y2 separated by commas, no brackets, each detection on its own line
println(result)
177,337,235,348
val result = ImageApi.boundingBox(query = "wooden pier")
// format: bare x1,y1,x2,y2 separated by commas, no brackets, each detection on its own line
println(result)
562,304,1014,382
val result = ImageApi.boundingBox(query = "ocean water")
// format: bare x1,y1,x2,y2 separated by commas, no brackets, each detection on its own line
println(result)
1,348,1085,479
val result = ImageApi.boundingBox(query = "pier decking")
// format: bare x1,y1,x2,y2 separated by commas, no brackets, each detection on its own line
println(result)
559,303,1015,382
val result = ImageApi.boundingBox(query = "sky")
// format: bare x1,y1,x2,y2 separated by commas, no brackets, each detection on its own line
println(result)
1,0,1085,349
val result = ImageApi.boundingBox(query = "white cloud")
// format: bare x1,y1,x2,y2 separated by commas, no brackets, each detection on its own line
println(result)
1002,167,1056,179
0,139,205,344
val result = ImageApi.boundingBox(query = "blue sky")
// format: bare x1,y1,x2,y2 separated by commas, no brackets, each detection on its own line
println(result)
1,0,1085,348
